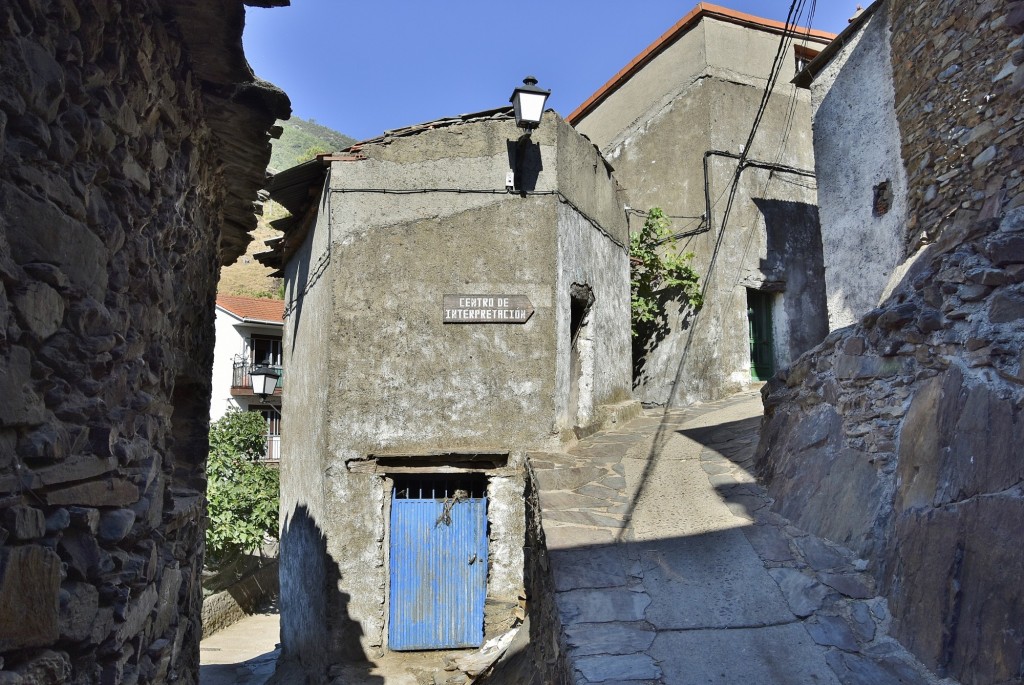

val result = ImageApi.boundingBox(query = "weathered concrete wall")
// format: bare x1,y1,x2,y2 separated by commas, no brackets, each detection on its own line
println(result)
278,185,333,680
757,2,1024,683
476,464,571,685
554,203,631,431
0,1,286,682
574,24,707,154
276,112,631,680
811,6,909,330
575,15,829,406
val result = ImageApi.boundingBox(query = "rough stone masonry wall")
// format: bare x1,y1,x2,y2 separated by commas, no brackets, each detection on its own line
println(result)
0,1,285,684
756,2,1024,684
893,0,1024,251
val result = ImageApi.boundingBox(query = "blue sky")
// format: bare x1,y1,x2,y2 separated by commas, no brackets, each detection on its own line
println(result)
243,1,858,142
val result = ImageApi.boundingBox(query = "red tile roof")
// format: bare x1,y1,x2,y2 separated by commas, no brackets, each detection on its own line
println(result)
568,3,837,125
216,295,285,324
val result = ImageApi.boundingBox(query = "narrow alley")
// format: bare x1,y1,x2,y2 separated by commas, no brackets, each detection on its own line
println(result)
203,390,949,685
532,390,947,684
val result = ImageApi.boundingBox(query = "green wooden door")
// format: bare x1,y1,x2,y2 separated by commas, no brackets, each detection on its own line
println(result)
747,289,775,381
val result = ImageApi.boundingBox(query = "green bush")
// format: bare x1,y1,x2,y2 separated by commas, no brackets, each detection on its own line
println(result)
630,207,703,336
205,410,280,563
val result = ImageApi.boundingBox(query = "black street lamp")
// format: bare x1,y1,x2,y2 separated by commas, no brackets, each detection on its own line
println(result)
510,76,551,129
250,365,280,402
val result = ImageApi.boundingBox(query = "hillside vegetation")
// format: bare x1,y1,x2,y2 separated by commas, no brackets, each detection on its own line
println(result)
218,116,355,297
268,115,357,172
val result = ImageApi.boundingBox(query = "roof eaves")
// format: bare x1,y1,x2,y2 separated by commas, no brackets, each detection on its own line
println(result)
214,304,245,323
236,316,284,326
568,2,837,125
792,0,881,88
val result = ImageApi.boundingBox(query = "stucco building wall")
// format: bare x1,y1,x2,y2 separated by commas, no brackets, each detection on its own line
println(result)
0,1,287,682
810,7,908,330
278,186,334,678
275,113,631,679
574,14,830,406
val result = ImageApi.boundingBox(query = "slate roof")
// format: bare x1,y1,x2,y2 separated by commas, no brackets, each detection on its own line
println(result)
216,294,285,324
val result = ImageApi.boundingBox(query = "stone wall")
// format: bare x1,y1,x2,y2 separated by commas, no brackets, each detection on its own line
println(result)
0,1,287,683
756,2,1024,683
201,552,279,638
892,0,1024,251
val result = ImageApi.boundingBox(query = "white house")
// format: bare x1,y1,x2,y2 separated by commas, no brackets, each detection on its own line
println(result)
211,294,284,461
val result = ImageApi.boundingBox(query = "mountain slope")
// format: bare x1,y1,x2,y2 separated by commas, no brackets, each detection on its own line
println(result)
219,116,355,296
269,115,357,172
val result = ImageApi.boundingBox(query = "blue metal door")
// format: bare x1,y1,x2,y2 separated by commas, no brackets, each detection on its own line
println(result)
388,480,488,650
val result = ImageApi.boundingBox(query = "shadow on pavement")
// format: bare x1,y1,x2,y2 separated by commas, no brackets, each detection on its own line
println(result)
201,648,280,685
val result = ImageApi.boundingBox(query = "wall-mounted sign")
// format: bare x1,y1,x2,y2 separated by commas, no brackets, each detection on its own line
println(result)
443,295,534,324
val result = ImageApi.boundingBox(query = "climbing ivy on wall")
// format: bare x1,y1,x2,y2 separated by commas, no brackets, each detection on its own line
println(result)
630,207,703,336
205,410,280,563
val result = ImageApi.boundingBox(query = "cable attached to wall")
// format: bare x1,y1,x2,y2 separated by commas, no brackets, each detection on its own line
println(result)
326,187,628,252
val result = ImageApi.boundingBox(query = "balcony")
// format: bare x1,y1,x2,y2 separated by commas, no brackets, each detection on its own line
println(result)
231,362,284,396
263,435,281,464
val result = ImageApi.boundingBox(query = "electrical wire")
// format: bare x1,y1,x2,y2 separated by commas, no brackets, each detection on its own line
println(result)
705,0,806,301
326,187,627,252
759,0,817,200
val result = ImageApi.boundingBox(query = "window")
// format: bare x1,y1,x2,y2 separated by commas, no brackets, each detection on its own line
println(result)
249,335,282,367
794,45,819,75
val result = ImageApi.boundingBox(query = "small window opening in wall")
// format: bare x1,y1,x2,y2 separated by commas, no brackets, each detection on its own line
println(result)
569,283,595,428
794,44,819,75
873,180,893,216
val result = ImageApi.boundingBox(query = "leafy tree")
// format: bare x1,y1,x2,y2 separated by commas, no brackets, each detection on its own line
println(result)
630,207,702,336
298,144,330,163
205,410,280,563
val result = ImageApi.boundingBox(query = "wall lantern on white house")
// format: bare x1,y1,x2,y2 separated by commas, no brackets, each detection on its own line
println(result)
250,365,281,401
510,76,551,129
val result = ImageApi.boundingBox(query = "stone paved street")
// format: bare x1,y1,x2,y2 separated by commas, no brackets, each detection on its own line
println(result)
532,390,953,685
200,612,280,685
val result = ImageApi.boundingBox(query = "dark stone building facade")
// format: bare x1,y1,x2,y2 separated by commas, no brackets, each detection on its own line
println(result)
757,1,1024,683
0,1,288,682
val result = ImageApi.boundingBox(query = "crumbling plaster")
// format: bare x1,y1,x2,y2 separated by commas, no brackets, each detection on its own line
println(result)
811,7,908,331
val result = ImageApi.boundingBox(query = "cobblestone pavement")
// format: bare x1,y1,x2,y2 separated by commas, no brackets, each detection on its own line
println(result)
200,612,280,685
531,390,956,685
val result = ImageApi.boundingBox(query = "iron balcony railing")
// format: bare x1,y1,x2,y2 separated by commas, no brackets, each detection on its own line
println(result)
231,362,284,392
264,435,281,462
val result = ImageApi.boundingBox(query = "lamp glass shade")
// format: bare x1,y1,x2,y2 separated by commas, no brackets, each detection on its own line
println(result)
250,366,280,397
513,91,548,127
510,77,551,129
